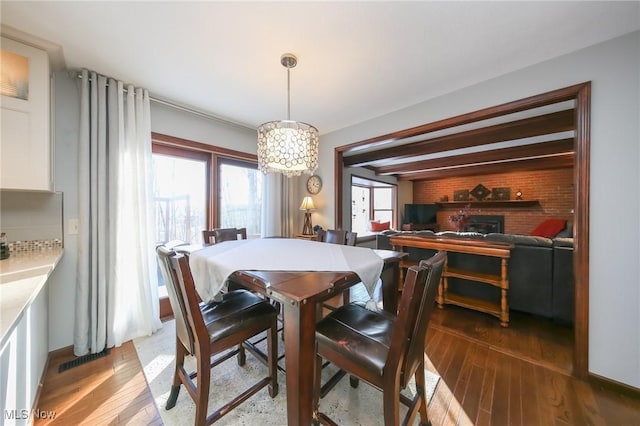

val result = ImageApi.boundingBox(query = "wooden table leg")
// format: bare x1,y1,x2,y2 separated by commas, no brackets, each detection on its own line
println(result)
380,261,400,314
282,299,317,425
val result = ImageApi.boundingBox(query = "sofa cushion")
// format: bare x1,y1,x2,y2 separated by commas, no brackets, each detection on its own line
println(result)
436,231,484,239
553,237,574,248
371,221,391,232
556,221,573,238
484,233,553,247
530,219,567,238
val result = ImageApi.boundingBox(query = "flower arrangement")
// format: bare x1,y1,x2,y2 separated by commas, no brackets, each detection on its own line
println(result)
448,204,473,232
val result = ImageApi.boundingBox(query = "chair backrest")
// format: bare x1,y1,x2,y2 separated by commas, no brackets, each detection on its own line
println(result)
316,229,357,246
385,251,446,387
156,245,195,353
202,227,247,245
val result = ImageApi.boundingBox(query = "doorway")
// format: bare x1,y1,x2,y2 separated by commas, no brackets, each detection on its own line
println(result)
334,82,590,378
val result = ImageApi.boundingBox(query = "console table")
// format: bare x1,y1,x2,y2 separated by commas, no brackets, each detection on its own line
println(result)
390,234,514,326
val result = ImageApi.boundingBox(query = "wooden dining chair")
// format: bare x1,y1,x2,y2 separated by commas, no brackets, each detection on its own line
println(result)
316,229,358,311
316,229,357,246
313,251,446,426
156,243,279,425
202,227,247,245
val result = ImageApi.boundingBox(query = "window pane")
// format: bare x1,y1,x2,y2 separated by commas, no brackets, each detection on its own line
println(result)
152,154,207,245
373,187,392,209
219,163,262,238
351,186,370,233
374,210,392,223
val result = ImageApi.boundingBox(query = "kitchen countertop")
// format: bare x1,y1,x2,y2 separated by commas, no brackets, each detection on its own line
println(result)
0,248,64,348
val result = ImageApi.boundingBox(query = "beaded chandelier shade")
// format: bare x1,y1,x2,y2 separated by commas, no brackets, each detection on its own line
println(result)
257,53,319,177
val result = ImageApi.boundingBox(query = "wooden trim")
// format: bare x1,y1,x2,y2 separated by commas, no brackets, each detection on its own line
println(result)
589,372,640,399
152,132,259,229
47,344,75,358
336,82,586,153
344,109,575,167
436,200,540,208
397,153,574,181
573,81,591,379
334,81,592,378
375,138,574,176
151,132,257,162
335,150,343,229
211,154,218,227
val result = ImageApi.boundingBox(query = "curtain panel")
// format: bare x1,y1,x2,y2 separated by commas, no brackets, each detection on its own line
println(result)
75,69,161,355
261,173,296,238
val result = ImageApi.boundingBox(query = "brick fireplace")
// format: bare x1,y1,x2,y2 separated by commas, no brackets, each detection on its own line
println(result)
413,168,574,235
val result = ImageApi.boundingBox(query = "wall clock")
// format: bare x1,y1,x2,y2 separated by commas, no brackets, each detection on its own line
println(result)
306,175,322,194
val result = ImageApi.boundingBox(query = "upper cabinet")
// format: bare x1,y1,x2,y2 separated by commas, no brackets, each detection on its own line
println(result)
1,37,52,191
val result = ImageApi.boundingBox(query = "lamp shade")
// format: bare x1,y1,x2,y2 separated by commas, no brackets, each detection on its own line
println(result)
257,120,319,177
300,196,316,211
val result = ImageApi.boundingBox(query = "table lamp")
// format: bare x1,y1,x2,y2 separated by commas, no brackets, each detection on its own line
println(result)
300,196,316,235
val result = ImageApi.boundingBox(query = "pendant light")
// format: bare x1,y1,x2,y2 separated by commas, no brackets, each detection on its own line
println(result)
257,53,319,177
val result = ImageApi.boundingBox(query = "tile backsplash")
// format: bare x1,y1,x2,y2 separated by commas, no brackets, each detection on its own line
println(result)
0,190,63,250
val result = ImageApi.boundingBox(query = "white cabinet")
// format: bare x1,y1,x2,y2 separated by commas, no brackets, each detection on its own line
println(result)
0,284,49,424
1,37,52,191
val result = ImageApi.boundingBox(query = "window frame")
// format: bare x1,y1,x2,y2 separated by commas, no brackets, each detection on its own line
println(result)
152,132,259,231
350,175,398,232
152,133,260,320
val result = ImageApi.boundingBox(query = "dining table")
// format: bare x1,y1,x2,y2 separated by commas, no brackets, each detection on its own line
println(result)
186,238,406,425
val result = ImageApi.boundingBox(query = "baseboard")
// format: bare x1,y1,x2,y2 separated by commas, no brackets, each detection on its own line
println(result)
589,372,640,398
48,344,75,358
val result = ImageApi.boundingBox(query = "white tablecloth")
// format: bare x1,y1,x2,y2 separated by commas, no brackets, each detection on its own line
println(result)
188,238,384,304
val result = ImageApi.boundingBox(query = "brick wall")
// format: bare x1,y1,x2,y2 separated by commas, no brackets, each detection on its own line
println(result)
413,168,574,235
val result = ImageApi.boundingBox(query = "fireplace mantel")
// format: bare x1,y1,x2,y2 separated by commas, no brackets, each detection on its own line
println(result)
436,200,540,208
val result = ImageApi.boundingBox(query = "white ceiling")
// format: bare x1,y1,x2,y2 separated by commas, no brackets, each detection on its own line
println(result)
2,1,639,134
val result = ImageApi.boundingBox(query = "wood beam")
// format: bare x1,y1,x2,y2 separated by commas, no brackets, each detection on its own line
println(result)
343,109,575,167
397,153,575,181
338,82,586,155
374,138,574,175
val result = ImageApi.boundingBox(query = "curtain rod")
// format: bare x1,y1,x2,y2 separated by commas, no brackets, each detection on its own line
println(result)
71,70,254,132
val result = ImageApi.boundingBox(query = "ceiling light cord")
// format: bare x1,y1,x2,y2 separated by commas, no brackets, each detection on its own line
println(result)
287,65,291,120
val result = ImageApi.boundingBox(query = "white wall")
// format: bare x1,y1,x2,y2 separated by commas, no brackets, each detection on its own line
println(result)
315,31,640,388
48,72,260,350
0,191,63,241
150,103,256,152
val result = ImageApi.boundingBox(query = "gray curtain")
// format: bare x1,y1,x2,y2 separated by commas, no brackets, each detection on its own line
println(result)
74,69,161,355
261,173,296,238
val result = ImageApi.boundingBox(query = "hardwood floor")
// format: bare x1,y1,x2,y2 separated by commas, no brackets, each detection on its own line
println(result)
34,341,162,425
34,308,639,425
429,305,574,374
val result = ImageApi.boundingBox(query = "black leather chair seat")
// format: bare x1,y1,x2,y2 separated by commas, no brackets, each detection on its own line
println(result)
201,289,278,343
316,303,397,377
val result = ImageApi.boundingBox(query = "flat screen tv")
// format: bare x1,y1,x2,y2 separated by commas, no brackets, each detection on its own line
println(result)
403,204,438,224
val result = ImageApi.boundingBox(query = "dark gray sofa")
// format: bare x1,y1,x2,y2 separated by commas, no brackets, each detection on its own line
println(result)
376,230,574,323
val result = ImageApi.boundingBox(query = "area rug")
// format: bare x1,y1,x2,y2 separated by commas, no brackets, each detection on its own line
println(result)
133,320,440,425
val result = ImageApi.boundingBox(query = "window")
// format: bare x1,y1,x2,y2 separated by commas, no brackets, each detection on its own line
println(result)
152,150,209,245
151,134,262,316
351,176,397,233
218,158,262,238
